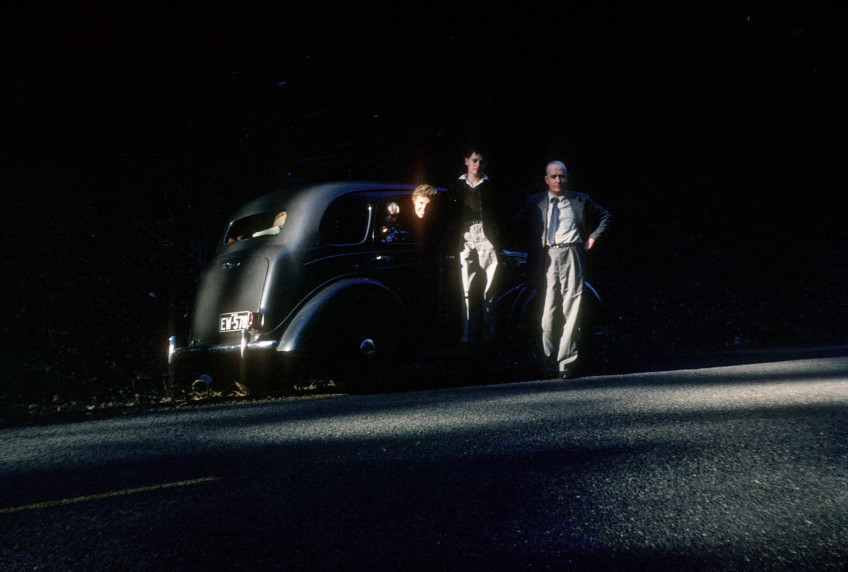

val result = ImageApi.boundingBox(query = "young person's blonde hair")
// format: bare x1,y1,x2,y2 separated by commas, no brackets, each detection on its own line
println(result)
412,184,438,201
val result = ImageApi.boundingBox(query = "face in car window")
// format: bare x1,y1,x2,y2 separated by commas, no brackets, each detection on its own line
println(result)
379,201,411,244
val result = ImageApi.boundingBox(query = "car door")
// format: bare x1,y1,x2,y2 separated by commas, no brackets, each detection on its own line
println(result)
370,192,459,346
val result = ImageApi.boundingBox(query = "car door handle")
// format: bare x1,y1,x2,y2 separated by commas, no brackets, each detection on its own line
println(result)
374,255,395,263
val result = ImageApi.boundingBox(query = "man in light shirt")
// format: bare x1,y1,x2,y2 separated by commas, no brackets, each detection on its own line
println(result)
512,161,612,378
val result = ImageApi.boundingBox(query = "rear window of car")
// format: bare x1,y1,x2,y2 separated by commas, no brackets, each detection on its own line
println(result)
320,195,371,245
225,209,287,244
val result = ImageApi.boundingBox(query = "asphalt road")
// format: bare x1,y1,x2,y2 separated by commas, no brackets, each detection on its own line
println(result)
2,354,847,571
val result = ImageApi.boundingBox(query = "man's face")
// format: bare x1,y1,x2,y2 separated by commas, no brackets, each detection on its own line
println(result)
464,153,485,177
545,163,568,196
413,196,431,219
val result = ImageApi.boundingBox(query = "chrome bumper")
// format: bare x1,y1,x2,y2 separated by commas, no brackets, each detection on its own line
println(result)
168,331,279,366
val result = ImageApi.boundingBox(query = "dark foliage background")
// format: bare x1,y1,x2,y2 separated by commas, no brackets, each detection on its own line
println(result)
2,3,846,412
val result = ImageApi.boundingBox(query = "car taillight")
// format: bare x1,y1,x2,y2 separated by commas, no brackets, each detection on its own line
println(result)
251,312,263,329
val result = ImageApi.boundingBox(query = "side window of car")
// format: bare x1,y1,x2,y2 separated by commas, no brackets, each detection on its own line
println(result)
320,195,371,245
377,196,413,244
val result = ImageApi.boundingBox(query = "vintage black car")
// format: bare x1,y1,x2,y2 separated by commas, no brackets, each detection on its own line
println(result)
168,181,601,393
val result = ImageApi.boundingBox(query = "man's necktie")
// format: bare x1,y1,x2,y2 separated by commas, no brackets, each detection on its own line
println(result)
547,197,559,246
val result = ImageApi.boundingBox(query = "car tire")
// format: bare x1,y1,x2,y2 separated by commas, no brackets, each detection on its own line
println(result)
332,311,403,394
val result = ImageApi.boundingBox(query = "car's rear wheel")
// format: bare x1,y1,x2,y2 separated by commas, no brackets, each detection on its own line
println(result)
332,313,403,394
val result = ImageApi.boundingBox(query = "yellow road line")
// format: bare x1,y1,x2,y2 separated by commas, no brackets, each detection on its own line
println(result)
0,476,220,515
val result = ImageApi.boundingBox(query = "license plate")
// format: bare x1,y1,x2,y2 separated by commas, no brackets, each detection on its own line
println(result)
219,311,253,332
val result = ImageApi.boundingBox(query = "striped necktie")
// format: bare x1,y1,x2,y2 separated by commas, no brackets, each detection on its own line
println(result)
547,197,559,246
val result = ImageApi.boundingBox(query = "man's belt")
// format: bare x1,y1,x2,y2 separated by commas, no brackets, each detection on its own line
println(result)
547,242,583,249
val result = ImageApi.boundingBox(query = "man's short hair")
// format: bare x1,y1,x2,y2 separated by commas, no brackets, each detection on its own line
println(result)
412,184,438,200
464,145,488,160
546,160,568,174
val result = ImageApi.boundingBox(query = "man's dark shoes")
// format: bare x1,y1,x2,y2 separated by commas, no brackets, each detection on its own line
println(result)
541,363,583,380
558,364,583,380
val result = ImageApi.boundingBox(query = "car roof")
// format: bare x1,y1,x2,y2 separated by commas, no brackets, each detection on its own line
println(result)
228,181,421,222
220,181,434,251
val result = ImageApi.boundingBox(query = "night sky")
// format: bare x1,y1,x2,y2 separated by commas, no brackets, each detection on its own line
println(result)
5,4,846,198
2,3,846,395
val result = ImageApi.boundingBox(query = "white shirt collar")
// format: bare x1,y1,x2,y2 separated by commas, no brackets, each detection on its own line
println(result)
459,173,489,188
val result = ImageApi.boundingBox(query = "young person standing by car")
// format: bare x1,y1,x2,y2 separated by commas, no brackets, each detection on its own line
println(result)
512,160,612,379
446,146,506,346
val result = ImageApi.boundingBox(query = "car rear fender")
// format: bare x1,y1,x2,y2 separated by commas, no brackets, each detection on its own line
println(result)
276,277,408,355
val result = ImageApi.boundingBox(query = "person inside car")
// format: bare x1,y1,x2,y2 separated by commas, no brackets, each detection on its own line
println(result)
252,210,288,237
380,202,409,243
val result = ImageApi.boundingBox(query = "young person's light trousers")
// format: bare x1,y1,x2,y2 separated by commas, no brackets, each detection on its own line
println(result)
459,222,498,343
